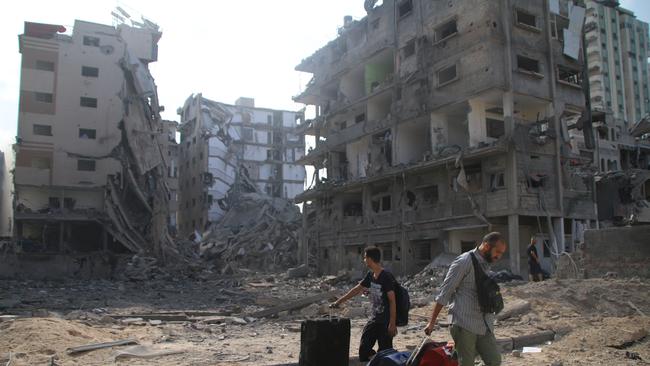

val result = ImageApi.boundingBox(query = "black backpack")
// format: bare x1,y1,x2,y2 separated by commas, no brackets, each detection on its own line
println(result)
469,252,504,314
393,278,410,326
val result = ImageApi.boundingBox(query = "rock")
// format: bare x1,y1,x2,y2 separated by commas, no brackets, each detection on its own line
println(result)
149,319,163,326
511,350,521,358
287,264,309,279
551,361,563,366
227,317,247,325
122,317,144,324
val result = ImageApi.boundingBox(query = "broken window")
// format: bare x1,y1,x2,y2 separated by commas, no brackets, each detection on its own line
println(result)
382,245,393,261
242,127,254,142
33,124,52,136
415,242,432,261
381,195,391,211
48,197,60,209
486,118,505,138
83,35,100,47
355,113,366,123
35,60,54,71
402,39,416,59
81,66,99,77
437,64,458,86
80,97,97,108
77,159,96,171
420,185,439,205
517,55,540,74
406,190,416,207
551,14,569,40
435,18,458,42
79,128,96,139
64,197,75,210
557,65,583,86
458,164,482,193
461,240,476,253
398,0,413,18
516,9,538,29
34,92,53,103
489,172,505,191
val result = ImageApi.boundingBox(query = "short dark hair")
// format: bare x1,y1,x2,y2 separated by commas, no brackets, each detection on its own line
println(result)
482,232,505,247
364,247,381,263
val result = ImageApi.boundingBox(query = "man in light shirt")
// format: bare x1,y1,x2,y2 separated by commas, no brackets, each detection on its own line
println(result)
424,232,507,366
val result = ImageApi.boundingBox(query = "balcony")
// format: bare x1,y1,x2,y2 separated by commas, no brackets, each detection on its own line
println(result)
14,166,51,186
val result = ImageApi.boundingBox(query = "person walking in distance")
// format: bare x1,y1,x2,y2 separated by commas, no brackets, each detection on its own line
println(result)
423,232,508,366
527,237,543,282
331,246,398,362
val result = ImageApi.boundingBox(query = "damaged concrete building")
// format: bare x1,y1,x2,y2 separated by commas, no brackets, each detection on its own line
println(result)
177,95,306,237
11,18,177,269
581,0,650,171
0,150,10,237
294,0,599,276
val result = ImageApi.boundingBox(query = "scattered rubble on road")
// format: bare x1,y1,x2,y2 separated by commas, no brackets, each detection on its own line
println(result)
0,270,648,365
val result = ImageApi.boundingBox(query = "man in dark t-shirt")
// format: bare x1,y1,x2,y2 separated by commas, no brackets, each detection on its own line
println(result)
527,238,543,282
331,246,398,362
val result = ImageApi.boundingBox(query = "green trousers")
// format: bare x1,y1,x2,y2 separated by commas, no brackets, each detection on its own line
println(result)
450,324,501,366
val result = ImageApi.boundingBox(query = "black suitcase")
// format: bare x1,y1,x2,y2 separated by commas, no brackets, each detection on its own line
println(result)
299,317,351,366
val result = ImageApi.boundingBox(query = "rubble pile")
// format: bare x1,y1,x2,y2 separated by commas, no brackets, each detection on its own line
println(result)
402,253,457,294
198,192,302,273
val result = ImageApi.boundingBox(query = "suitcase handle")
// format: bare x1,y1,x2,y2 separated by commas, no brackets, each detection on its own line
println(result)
405,336,431,366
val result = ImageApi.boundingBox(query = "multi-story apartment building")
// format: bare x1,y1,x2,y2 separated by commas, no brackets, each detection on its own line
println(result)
162,120,180,236
294,0,598,276
177,95,306,237
13,19,170,254
0,150,10,237
583,1,650,171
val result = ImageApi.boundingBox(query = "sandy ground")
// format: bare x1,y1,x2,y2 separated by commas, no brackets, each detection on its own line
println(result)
0,275,648,365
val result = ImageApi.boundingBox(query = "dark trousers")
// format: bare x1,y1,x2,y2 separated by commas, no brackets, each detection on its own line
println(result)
359,319,393,361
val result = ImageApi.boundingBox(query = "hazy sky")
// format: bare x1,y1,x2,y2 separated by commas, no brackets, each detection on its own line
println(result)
1,0,649,164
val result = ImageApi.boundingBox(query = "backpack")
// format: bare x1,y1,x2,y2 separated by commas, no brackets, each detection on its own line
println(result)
469,252,504,314
394,282,410,326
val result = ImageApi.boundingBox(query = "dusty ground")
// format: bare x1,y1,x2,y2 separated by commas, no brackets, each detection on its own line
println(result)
0,274,649,366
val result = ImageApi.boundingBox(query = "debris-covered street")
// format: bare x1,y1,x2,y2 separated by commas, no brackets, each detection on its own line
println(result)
1,264,648,365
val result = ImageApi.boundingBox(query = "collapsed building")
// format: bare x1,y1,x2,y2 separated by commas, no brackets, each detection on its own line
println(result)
11,18,179,264
176,95,306,237
578,0,650,171
293,0,599,277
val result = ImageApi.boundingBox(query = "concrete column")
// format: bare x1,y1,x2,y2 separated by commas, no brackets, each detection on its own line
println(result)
300,207,308,264
468,99,487,148
430,113,447,152
503,92,518,211
58,221,65,252
508,214,521,275
553,217,565,253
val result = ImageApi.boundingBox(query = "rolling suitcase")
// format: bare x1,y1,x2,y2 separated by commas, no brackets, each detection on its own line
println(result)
299,317,351,366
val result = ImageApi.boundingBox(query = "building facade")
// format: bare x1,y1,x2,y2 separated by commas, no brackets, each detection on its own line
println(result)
162,120,180,236
13,19,169,254
0,150,10,237
583,1,650,171
177,95,306,237
294,0,598,276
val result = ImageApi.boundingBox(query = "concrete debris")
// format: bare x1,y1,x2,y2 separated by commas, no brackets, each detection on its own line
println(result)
287,264,309,279
596,169,650,225
66,339,138,355
112,345,186,361
198,187,302,273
